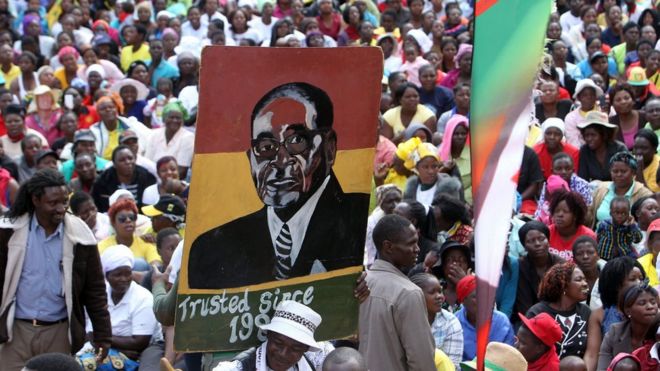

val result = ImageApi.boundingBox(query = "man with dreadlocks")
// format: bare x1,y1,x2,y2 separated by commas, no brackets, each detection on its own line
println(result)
0,168,112,371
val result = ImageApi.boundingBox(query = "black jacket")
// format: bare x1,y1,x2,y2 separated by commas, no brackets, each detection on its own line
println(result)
91,165,156,212
188,174,369,289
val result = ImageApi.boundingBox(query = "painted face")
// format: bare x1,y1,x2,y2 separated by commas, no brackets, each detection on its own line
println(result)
249,97,327,208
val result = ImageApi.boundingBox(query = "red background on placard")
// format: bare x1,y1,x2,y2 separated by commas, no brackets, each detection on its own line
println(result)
194,47,383,154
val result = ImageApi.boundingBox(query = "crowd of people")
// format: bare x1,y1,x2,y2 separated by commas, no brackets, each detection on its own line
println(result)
2,0,660,370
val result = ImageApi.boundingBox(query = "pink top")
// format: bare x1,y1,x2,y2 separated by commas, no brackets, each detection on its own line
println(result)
621,127,638,149
25,110,63,146
399,57,431,87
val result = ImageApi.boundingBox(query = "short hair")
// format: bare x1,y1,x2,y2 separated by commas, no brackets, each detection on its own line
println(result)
156,155,177,170
610,195,631,210
538,261,577,302
3,103,25,117
69,191,94,214
24,353,82,371
518,220,550,243
210,18,225,30
157,227,180,249
20,133,42,151
322,347,367,371
549,191,587,226
453,82,471,94
552,151,573,166
381,9,397,20
571,235,597,257
108,198,138,222
431,193,471,226
250,82,333,135
635,128,659,151
440,38,458,51
599,256,646,307
111,144,132,163
18,50,38,65
372,214,413,251
637,39,654,51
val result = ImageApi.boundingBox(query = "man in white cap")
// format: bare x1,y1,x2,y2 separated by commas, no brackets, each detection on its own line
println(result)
213,301,333,371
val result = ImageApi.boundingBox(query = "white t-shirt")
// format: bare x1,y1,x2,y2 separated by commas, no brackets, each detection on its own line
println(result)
416,184,436,209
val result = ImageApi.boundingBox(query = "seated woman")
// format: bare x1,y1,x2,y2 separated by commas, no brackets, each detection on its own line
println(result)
25,85,63,146
547,190,596,261
527,262,591,359
438,114,471,204
534,81,572,123
431,193,472,246
597,284,658,369
564,79,604,147
410,273,463,369
69,191,111,242
92,145,157,212
141,156,189,206
403,142,462,209
584,257,645,370
434,240,472,313
577,111,628,182
98,198,161,272
632,128,660,192
609,83,645,150
590,152,653,227
631,196,659,255
515,221,565,320
381,83,436,144
88,245,160,364
536,153,592,221
638,219,660,287
534,118,580,180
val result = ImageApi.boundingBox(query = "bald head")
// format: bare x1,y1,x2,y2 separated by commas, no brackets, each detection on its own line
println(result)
559,356,587,371
322,347,367,371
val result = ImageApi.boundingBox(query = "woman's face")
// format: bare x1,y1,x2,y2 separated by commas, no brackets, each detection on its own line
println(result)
378,38,394,57
634,136,655,164
585,23,602,39
416,156,439,185
59,113,78,136
5,113,24,137
232,10,247,31
552,41,568,60
523,229,549,259
120,85,138,106
36,94,53,110
552,157,574,182
188,8,201,27
582,8,597,24
441,249,469,278
178,57,196,75
442,43,457,61
75,155,96,181
380,191,401,215
587,39,602,56
348,6,360,25
582,127,605,150
573,242,599,274
552,200,577,230
409,0,423,16
608,6,623,26
610,161,635,189
592,56,609,75
0,32,11,47
647,52,660,73
87,71,103,90
158,159,179,183
452,124,468,151
114,148,136,176
123,26,136,45
82,49,98,65
422,277,444,315
627,291,659,326
106,266,132,296
137,7,151,22
432,21,444,39
544,127,563,150
61,53,78,71
165,110,184,133
58,33,74,49
447,8,461,24
162,33,178,52
455,86,470,110
308,34,324,47
400,87,419,110
565,267,590,302
130,64,149,84
458,52,472,74
636,198,659,226
18,56,34,73
547,22,562,39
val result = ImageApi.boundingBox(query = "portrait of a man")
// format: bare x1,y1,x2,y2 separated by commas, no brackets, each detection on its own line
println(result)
188,82,369,289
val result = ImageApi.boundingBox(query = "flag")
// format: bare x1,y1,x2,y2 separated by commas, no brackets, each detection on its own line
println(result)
470,0,552,369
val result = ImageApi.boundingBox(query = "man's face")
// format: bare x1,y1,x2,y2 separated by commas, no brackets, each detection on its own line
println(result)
265,332,309,371
249,96,329,208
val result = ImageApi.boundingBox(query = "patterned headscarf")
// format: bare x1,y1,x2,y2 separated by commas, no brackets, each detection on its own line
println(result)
609,151,638,171
163,101,189,121
375,184,401,206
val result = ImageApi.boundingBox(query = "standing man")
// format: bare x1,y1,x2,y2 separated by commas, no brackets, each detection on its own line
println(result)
147,38,179,89
0,169,111,370
359,214,435,370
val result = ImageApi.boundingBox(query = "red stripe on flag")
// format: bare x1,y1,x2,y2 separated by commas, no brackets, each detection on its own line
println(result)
476,322,492,371
475,0,498,17
471,114,506,190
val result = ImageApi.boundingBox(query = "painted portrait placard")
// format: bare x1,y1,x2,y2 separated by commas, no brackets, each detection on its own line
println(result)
175,47,382,351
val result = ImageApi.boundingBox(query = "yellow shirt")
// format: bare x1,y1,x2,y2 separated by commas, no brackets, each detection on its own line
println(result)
643,155,660,193
98,234,162,264
638,253,659,287
120,43,151,72
434,349,454,371
526,124,542,147
383,105,435,137
1,64,20,89
103,128,121,160
455,146,472,205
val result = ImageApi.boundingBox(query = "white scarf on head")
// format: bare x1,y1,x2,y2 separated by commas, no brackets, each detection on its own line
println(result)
255,341,314,371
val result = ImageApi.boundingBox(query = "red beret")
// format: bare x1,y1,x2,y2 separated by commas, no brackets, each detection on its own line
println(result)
518,312,562,348
456,275,476,304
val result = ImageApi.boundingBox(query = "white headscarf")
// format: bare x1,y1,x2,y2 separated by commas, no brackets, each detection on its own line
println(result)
541,117,565,136
86,64,106,80
101,245,134,273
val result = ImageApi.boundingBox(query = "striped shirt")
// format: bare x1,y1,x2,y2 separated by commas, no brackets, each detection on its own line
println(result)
596,219,643,260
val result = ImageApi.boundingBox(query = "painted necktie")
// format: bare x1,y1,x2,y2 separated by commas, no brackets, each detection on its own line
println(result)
274,223,292,280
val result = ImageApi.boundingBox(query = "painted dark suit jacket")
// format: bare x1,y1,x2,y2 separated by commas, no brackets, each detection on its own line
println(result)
188,173,368,289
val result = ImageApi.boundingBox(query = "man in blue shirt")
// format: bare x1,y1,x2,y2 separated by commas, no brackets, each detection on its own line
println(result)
456,275,516,361
147,38,179,88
